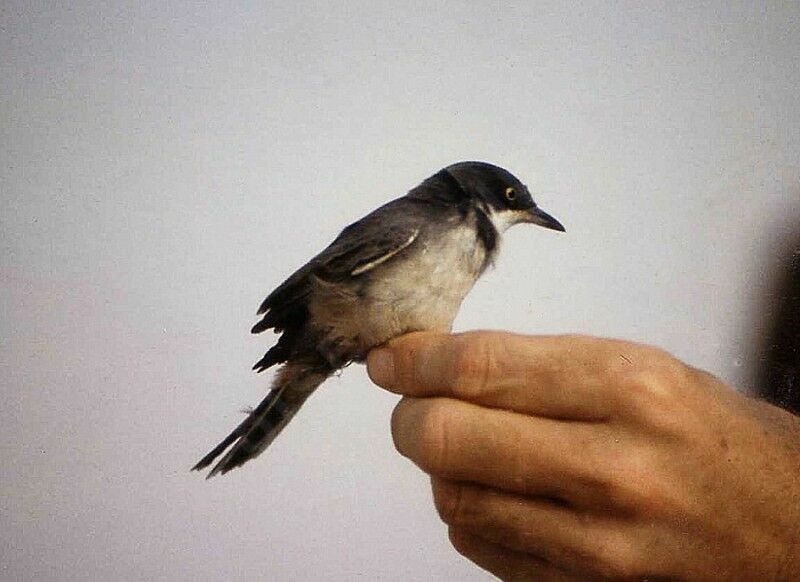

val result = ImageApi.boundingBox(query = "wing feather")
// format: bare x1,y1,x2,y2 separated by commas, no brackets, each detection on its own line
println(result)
251,198,427,341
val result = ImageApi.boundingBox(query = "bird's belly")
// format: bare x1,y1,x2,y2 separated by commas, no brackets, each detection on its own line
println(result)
359,225,486,345
308,224,487,364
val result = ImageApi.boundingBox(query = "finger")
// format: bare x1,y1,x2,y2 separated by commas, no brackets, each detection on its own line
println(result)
448,527,576,581
432,477,630,576
392,396,617,503
368,331,635,420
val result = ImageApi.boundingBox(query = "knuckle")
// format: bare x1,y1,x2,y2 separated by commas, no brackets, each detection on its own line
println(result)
603,469,662,517
572,440,670,517
485,502,534,550
590,448,686,523
417,400,457,472
450,334,494,398
435,483,538,555
618,350,692,420
432,480,467,525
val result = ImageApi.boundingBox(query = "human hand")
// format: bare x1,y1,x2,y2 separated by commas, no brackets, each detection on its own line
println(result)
367,332,800,580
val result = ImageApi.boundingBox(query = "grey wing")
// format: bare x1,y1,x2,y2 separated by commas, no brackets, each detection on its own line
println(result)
251,198,425,336
313,215,420,282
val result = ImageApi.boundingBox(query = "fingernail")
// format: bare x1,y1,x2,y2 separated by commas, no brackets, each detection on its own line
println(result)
367,349,395,388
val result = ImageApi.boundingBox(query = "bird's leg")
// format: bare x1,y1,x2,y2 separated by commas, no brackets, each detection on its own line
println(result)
317,335,353,370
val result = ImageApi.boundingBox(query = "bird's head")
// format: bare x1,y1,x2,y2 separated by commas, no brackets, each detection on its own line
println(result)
445,161,565,233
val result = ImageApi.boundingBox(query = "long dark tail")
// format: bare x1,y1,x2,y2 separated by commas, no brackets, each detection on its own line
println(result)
193,359,332,478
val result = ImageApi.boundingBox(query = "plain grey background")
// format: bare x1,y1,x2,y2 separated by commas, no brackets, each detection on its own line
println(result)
2,1,799,580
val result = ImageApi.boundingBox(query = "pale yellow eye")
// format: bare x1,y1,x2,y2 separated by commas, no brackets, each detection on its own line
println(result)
505,187,516,201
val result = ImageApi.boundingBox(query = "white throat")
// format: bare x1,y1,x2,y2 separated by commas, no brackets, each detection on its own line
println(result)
486,208,524,233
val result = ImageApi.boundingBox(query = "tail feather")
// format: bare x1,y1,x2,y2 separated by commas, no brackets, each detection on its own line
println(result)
191,389,280,473
194,360,332,477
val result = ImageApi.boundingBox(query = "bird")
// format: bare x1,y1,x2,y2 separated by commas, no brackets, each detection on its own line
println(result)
193,161,565,477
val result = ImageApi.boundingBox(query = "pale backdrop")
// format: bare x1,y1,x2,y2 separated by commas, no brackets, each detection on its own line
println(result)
2,2,799,580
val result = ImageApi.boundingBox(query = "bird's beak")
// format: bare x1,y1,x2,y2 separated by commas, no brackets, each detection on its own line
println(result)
524,206,565,232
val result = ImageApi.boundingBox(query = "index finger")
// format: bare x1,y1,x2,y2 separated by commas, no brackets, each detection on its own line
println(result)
366,331,637,420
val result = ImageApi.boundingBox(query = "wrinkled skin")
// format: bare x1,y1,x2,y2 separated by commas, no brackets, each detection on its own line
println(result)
367,332,800,581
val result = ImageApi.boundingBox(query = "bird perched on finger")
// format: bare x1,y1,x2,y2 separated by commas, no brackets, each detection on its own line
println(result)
193,161,565,477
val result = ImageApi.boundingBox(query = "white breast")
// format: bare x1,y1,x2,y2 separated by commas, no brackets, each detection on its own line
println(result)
365,218,488,335
308,213,494,361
